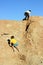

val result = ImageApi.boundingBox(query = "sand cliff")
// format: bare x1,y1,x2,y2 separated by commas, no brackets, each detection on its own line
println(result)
0,16,43,65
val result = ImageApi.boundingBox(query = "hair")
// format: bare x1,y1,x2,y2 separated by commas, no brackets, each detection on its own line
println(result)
11,36,14,39
29,10,31,12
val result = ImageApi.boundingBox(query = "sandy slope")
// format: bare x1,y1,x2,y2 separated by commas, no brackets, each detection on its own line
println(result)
0,16,43,65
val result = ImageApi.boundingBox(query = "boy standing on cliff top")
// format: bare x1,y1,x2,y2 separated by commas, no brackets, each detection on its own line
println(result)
23,10,31,20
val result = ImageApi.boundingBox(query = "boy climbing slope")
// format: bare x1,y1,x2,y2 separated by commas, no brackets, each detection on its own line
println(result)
7,36,19,52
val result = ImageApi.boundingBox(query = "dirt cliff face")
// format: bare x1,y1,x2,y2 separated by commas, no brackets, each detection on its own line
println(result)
0,16,43,65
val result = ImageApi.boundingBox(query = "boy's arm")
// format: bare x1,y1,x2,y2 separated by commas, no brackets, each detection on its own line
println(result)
7,39,11,46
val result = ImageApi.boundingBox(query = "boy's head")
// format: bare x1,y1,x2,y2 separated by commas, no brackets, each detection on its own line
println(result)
11,36,14,39
29,10,31,12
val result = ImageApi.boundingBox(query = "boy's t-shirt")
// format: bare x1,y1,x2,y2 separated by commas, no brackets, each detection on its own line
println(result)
10,39,17,44
25,10,31,14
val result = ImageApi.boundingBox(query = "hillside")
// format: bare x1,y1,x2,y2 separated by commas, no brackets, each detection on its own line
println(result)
0,16,43,65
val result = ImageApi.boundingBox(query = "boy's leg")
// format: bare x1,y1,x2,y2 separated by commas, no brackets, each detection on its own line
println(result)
22,17,26,21
14,46,19,52
13,43,19,52
11,43,15,52
11,46,15,52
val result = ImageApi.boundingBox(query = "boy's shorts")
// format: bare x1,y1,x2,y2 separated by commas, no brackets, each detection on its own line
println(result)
13,42,18,47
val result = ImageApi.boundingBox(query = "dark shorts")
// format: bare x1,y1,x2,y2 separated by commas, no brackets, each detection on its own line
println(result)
24,12,29,17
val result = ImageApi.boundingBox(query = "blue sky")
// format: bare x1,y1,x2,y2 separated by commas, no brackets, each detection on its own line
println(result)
0,0,43,20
